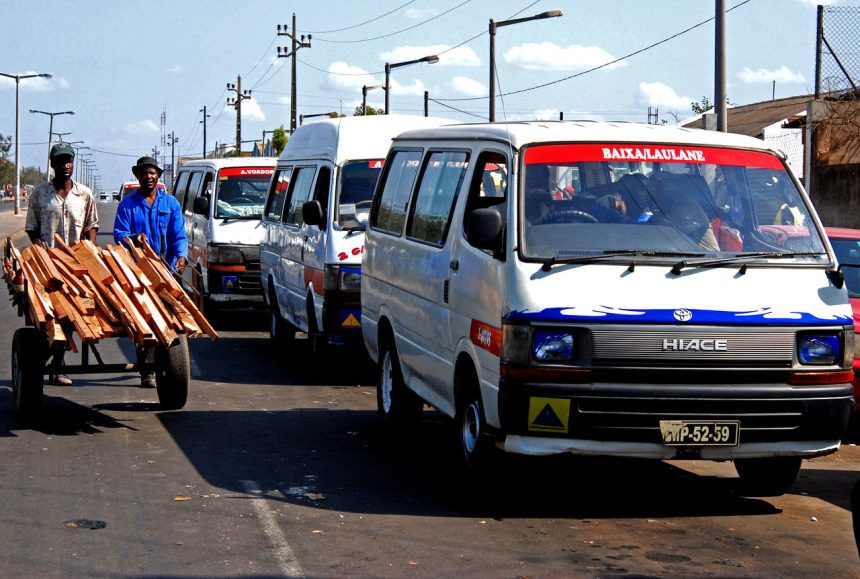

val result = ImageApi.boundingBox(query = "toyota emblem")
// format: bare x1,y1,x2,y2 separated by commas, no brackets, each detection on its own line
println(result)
673,309,693,322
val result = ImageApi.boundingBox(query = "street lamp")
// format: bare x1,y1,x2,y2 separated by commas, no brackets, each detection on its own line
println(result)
488,9,562,121
30,109,75,177
299,112,338,126
362,84,383,115
0,71,52,215
384,54,439,115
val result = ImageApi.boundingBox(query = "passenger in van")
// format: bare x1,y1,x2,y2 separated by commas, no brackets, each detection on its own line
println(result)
649,175,720,251
524,164,552,224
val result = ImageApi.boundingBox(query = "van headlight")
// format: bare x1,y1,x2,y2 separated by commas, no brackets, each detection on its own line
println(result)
324,265,361,291
207,245,243,264
533,331,574,362
798,334,840,365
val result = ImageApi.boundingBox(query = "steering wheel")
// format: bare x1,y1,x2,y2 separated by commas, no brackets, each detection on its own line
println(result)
535,209,599,225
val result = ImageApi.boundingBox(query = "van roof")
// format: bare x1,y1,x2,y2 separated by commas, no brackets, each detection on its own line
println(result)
278,114,457,165
178,157,278,170
392,120,781,154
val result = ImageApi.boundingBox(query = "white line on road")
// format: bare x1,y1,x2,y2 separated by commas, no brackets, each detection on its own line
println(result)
240,479,304,578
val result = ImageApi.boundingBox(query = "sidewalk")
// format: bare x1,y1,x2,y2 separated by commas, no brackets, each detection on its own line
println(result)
0,206,28,242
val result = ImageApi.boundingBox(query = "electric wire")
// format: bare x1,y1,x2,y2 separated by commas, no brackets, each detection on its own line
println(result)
301,0,419,34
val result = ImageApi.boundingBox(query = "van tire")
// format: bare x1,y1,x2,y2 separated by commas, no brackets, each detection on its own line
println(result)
452,377,494,472
307,295,326,356
377,339,422,428
734,456,802,496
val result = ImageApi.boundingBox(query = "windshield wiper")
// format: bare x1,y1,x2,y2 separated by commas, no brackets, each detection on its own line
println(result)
540,250,696,271
343,223,366,234
671,251,823,275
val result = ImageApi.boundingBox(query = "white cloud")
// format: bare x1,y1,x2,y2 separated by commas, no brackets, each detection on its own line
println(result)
449,75,485,96
503,42,625,72
242,98,266,122
638,81,694,112
125,119,160,135
380,45,480,67
738,65,806,84
166,65,184,74
405,7,438,19
323,61,379,92
0,73,64,92
390,78,426,97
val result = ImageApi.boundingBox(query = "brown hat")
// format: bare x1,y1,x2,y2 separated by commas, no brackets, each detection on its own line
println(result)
132,156,163,177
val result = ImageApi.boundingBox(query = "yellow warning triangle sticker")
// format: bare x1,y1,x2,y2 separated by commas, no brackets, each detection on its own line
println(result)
528,397,570,433
342,313,360,328
224,278,235,289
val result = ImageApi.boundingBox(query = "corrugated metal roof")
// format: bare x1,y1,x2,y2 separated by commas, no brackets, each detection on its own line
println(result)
682,94,814,137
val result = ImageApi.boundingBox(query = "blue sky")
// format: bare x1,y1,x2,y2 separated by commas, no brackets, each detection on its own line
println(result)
0,0,835,190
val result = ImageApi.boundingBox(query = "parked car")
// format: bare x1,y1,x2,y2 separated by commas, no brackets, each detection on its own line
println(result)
825,227,860,411
260,114,454,353
361,120,853,495
173,157,277,314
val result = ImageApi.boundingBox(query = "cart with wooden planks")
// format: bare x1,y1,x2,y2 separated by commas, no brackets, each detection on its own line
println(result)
4,235,218,414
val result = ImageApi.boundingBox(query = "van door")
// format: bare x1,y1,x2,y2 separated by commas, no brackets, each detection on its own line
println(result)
280,166,317,329
261,167,293,316
304,165,331,331
398,149,470,400
447,149,509,423
190,170,215,271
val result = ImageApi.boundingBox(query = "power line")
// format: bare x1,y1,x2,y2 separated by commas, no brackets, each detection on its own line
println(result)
310,0,473,44
435,0,754,102
301,0,419,34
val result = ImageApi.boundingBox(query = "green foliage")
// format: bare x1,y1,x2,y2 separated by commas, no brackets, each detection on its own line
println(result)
0,133,11,158
20,166,46,185
691,96,713,114
354,104,384,116
272,126,288,155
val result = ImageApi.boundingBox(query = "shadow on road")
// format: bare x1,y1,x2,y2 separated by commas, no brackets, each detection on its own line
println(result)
157,406,784,520
0,391,139,436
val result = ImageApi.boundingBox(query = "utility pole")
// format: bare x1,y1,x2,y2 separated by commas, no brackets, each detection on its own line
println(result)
199,106,210,158
647,107,660,124
167,131,178,188
227,76,252,155
277,14,311,134
715,0,727,132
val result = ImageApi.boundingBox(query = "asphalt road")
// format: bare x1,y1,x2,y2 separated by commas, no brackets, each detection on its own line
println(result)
1,201,860,577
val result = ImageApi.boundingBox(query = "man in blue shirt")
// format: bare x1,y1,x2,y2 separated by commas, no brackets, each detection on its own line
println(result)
114,156,188,387
114,156,188,272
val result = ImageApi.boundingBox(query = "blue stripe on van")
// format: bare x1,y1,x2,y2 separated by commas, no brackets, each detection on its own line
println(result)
505,307,852,326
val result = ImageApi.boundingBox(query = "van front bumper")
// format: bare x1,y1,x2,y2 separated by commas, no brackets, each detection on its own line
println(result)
498,379,853,458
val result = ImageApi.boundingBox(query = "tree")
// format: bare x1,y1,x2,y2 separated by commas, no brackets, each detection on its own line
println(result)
0,133,11,158
354,104,384,116
691,96,733,114
271,125,288,155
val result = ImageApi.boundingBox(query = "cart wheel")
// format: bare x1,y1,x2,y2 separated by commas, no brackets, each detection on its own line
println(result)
154,334,189,410
11,328,48,414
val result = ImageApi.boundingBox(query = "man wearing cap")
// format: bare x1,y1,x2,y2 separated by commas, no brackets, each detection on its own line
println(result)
114,156,187,388
25,143,100,386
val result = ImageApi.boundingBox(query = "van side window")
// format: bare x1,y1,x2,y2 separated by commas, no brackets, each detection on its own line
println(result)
313,165,331,218
284,167,316,225
370,149,423,235
464,151,508,250
407,151,469,246
201,172,214,200
264,168,292,222
185,171,204,212
173,172,191,209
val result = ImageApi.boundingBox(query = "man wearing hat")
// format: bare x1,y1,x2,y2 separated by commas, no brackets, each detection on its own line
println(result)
114,156,187,388
25,143,100,385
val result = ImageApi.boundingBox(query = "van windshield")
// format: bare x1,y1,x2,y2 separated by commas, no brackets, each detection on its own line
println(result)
520,143,827,263
215,167,274,219
337,160,384,226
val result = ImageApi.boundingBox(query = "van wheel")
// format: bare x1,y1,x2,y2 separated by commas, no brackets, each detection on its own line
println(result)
269,299,295,345
453,382,494,472
377,340,422,428
307,296,326,356
734,457,802,496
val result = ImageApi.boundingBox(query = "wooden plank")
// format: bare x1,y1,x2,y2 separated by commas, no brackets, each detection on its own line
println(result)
48,247,88,276
101,249,132,293
32,244,65,291
80,274,121,325
106,246,142,293
51,234,77,259
145,285,183,332
105,280,156,346
158,289,202,335
70,242,114,285
48,291,69,320
21,261,52,324
138,288,178,346
52,259,88,297
45,319,67,350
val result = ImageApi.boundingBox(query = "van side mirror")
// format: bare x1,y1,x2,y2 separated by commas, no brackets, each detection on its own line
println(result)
193,196,210,216
467,206,505,255
303,200,325,227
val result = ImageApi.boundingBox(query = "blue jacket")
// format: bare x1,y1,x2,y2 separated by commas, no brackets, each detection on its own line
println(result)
114,189,188,268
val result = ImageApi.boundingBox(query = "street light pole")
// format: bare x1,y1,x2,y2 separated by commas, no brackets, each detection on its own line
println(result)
384,55,439,115
30,109,75,177
488,9,562,122
361,84,383,115
0,71,52,215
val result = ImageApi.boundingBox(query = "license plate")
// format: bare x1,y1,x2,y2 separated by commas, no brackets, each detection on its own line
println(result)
659,420,739,446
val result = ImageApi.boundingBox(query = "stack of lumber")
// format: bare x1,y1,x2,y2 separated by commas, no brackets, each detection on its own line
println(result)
3,235,217,351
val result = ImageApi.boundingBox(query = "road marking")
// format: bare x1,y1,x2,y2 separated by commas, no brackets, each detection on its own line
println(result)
240,480,304,577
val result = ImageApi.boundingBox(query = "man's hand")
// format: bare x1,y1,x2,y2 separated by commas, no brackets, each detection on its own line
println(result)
133,233,147,246
174,256,188,274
